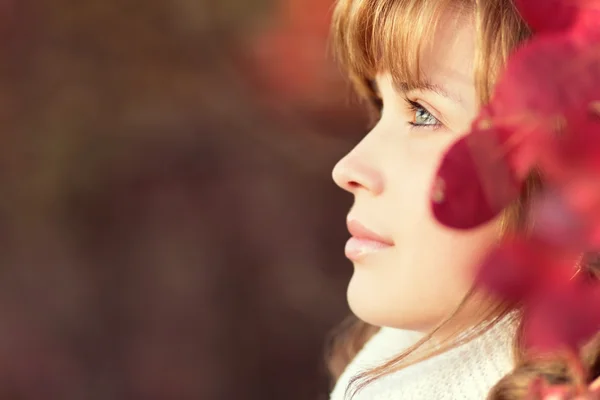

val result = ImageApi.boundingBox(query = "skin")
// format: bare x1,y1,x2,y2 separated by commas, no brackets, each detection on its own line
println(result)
332,15,503,332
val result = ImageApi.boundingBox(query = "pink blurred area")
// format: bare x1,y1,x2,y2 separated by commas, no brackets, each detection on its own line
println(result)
0,0,368,399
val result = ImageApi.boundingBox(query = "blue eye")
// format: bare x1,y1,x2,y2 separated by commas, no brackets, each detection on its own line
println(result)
406,99,441,128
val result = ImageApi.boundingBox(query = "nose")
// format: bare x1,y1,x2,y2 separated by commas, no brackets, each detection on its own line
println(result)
332,147,384,195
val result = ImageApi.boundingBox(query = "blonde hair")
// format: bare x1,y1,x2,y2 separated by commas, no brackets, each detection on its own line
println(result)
326,0,600,398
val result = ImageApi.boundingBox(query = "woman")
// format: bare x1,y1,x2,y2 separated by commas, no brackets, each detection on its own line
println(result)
327,0,600,399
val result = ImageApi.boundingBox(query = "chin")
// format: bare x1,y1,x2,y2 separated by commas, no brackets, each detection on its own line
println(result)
346,274,403,328
346,273,446,331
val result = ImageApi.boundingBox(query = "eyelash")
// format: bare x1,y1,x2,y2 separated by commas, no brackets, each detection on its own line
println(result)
404,98,442,130
368,95,443,131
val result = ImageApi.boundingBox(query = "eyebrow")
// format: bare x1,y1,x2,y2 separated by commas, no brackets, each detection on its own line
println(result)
394,80,464,105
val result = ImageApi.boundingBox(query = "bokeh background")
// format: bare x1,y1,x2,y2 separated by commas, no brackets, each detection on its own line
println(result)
0,1,369,399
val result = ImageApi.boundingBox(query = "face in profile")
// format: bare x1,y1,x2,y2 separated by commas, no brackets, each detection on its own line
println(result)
332,13,502,332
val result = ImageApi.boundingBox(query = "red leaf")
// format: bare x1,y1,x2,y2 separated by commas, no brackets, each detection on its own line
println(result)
430,115,522,229
533,190,589,249
541,105,600,184
489,35,600,180
571,2,600,42
533,179,600,250
514,0,591,35
561,177,600,249
491,37,593,125
475,236,564,301
523,281,600,353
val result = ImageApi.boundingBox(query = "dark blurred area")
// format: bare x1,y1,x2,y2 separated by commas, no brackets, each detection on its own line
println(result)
0,1,367,399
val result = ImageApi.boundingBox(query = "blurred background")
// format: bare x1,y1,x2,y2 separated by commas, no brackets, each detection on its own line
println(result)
0,0,368,399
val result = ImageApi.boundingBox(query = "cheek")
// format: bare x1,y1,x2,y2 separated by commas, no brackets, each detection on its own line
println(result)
389,135,497,273
357,136,499,328
386,134,453,240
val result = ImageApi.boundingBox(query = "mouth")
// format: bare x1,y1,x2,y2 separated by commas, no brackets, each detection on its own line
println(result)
345,218,394,261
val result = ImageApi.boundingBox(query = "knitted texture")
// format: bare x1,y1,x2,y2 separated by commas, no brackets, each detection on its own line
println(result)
330,318,516,400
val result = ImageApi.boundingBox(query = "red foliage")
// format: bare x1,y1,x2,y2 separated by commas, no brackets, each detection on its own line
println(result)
514,0,600,40
513,0,580,34
522,277,600,353
533,183,600,250
431,110,522,229
475,236,568,302
432,35,600,230
430,0,600,360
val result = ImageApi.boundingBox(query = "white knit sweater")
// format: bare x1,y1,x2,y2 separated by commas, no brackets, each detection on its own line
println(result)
330,318,516,400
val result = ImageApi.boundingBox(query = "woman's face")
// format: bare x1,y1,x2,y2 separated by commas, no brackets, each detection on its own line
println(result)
332,16,501,331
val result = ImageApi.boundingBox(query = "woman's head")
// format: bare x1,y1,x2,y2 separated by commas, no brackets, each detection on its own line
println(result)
331,0,530,332
327,0,600,398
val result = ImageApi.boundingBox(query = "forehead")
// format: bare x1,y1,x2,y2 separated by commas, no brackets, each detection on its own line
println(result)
416,16,477,97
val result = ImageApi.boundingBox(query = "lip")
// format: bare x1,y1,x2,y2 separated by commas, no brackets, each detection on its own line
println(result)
345,218,394,260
